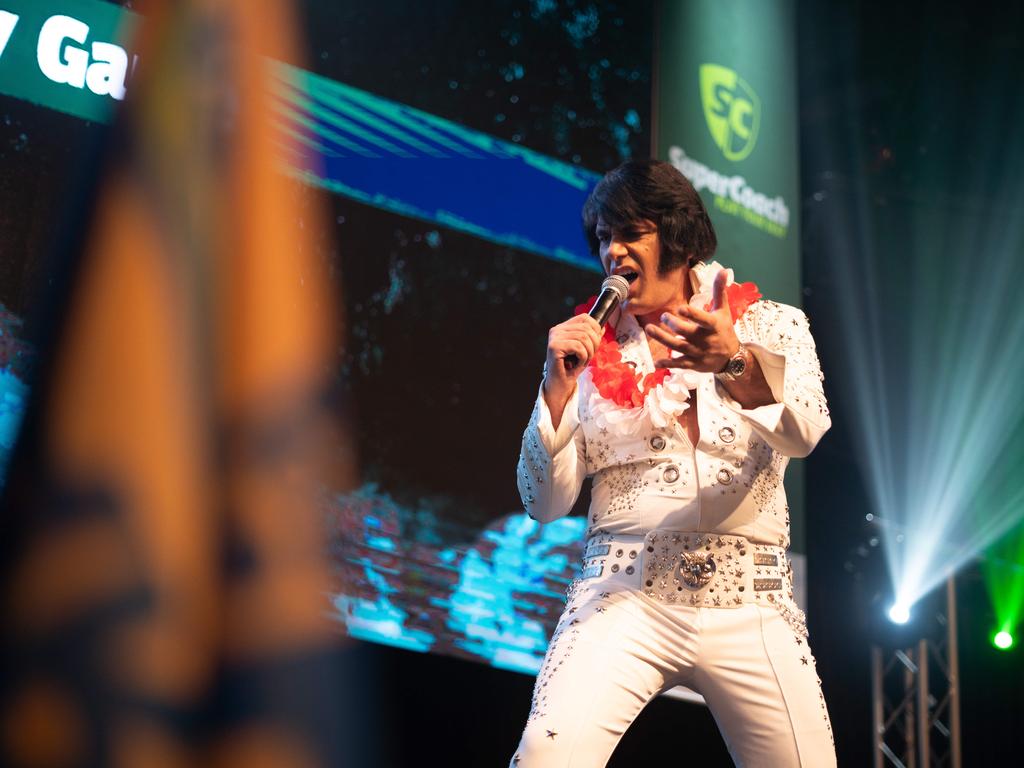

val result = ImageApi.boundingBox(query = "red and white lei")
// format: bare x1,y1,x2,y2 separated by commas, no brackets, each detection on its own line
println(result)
575,261,761,434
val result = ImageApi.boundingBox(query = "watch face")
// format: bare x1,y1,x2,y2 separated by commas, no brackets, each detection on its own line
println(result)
727,356,746,376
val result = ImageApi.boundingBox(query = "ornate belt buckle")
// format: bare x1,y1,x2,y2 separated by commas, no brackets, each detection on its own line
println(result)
679,551,716,588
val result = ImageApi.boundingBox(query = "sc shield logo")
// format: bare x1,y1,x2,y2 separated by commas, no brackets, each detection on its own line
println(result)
699,64,760,162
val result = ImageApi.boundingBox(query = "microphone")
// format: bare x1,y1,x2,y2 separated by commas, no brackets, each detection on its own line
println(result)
564,274,631,369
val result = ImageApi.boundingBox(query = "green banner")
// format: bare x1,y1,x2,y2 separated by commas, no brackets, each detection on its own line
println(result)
654,0,806,554
0,0,138,123
655,0,800,305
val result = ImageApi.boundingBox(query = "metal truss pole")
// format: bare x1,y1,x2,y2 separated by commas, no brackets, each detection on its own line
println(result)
872,646,884,768
946,576,962,768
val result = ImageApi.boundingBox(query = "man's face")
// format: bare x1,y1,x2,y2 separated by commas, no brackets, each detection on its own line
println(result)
596,216,688,316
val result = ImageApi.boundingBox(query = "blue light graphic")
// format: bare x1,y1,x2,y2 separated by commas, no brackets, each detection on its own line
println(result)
270,61,603,272
0,366,27,482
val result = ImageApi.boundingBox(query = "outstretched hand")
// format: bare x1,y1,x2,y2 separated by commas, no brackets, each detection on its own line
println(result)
644,269,740,373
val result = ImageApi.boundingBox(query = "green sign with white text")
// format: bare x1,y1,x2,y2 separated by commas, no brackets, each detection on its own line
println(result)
655,0,800,303
0,0,137,123
654,0,807,554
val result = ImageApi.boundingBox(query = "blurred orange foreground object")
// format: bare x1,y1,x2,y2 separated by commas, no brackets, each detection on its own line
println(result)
0,1,354,766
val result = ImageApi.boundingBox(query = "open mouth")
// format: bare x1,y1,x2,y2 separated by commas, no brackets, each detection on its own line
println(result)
613,268,640,283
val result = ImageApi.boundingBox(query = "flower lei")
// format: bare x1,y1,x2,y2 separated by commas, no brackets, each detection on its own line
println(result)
574,279,762,409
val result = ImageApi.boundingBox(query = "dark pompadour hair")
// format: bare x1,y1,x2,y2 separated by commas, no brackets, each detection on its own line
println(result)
582,158,717,271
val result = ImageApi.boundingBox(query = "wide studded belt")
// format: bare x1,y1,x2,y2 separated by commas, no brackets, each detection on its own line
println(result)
579,529,791,608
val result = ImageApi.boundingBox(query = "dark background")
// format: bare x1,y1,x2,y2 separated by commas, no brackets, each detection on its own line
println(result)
1,1,1021,765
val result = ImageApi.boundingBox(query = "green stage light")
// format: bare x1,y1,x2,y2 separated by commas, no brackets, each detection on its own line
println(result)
983,527,1024,656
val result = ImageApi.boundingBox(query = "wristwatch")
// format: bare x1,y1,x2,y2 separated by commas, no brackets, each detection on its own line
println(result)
716,343,749,382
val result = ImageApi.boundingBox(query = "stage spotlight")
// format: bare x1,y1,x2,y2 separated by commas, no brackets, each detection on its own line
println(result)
817,108,1024,627
993,630,1014,650
888,603,911,625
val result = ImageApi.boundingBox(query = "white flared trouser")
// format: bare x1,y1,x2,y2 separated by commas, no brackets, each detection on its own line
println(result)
509,576,836,767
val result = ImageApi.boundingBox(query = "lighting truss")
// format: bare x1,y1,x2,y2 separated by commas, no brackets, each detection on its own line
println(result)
871,576,961,768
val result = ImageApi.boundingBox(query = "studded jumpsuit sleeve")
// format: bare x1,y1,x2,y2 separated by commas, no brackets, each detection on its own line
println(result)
517,381,588,523
722,299,831,458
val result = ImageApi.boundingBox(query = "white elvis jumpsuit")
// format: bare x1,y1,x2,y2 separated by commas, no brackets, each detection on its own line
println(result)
510,261,837,767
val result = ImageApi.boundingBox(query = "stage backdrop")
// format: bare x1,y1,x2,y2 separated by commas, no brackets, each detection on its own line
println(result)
653,0,808,572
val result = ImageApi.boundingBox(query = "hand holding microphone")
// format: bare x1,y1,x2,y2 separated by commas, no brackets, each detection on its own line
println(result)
542,275,630,420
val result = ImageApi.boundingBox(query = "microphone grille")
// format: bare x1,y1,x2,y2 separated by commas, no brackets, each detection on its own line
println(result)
601,274,630,302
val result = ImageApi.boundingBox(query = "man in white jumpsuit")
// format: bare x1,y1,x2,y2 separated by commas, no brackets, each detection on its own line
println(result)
510,159,836,767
